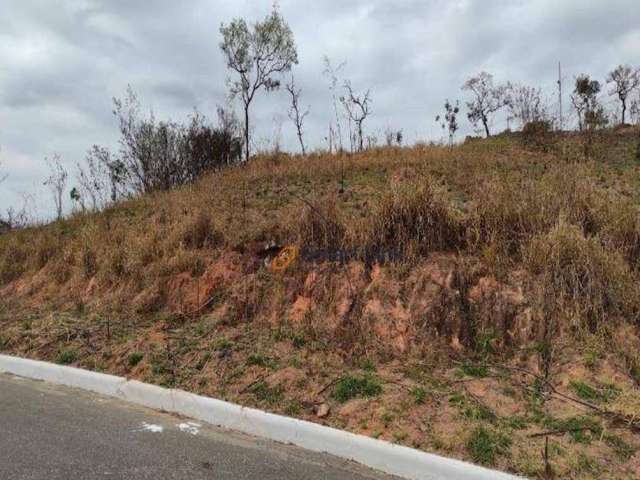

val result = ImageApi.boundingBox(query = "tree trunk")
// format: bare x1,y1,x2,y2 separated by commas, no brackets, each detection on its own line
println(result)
244,105,250,162
482,115,490,138
622,100,627,125
297,128,306,155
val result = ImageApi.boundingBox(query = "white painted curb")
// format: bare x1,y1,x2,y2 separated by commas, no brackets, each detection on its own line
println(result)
0,354,523,480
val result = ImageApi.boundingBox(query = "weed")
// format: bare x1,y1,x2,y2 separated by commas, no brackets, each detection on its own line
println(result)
331,375,383,403
459,362,489,378
215,338,233,352
380,411,394,427
410,387,427,405
292,333,306,349
128,352,144,367
545,415,602,444
247,354,273,368
502,415,528,430
604,433,636,460
56,349,78,365
392,431,408,442
284,400,302,416
466,426,511,466
249,381,283,405
196,352,211,370
570,381,620,403
359,358,376,372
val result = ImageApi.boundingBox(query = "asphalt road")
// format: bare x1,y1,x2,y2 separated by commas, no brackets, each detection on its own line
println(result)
0,374,398,480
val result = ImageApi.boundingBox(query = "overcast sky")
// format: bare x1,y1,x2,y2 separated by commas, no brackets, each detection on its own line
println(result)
1,0,639,218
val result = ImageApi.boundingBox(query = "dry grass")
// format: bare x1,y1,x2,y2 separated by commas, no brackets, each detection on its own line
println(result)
2,128,640,477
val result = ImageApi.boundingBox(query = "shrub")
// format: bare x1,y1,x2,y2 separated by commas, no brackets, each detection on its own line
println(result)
182,211,221,249
521,120,553,151
297,195,346,251
472,166,600,258
112,89,242,194
364,180,464,257
525,221,640,330
128,352,144,367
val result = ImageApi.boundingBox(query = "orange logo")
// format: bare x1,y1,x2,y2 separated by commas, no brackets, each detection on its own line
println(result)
271,245,299,272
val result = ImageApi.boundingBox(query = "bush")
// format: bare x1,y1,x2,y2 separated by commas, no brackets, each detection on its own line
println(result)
182,211,221,249
364,180,464,257
111,89,242,194
521,120,553,151
525,221,640,330
472,166,600,258
297,195,346,251
128,352,144,367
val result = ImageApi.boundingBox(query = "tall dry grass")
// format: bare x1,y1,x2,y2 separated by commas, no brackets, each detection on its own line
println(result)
1,130,640,337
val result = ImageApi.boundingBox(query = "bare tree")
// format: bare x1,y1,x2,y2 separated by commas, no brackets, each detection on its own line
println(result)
322,56,346,153
43,154,68,221
340,81,372,152
220,4,298,162
384,127,403,147
606,64,640,125
0,158,7,185
285,75,309,155
436,99,460,145
76,145,127,210
630,94,640,125
461,72,508,138
505,83,549,129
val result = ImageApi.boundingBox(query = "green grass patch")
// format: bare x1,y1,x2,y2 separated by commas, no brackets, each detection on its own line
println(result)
604,433,636,460
247,354,273,368
459,362,489,378
570,381,620,403
127,352,144,367
55,349,78,365
546,415,602,444
331,375,383,403
410,387,427,405
466,426,511,466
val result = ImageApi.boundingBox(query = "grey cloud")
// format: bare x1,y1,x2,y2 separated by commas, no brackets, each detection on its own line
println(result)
1,0,639,218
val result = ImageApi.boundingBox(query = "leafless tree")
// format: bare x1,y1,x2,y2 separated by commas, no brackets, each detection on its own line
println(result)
220,4,298,162
630,94,640,125
2,193,35,231
340,81,372,152
384,127,403,147
0,158,7,185
76,145,127,210
461,72,508,138
112,88,242,193
322,56,346,153
286,75,309,155
43,154,68,221
606,65,640,125
505,83,549,129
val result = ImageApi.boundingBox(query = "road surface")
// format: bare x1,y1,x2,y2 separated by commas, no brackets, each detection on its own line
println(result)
0,373,399,480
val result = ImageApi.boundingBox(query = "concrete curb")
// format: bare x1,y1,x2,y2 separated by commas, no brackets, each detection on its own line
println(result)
0,354,522,480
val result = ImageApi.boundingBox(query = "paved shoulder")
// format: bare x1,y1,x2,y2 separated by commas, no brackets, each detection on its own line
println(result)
0,374,398,480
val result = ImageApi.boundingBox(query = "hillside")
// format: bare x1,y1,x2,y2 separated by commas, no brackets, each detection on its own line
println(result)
2,129,640,478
